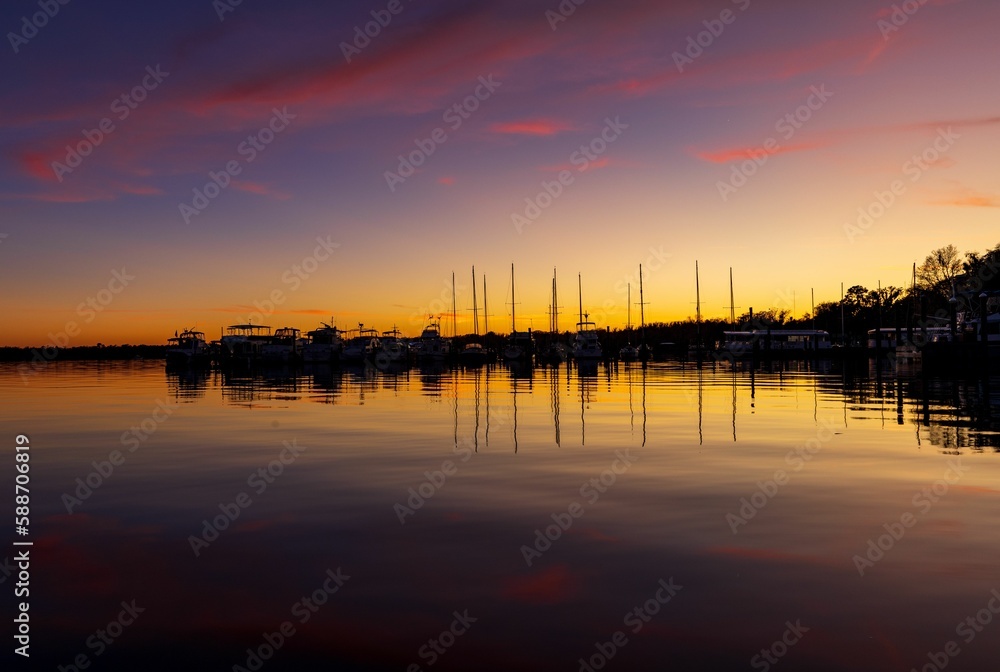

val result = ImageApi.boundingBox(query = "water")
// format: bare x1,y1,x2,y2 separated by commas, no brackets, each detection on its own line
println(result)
3,360,1000,671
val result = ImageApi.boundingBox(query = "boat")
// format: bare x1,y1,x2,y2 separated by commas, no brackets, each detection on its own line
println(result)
503,263,534,362
166,329,211,366
726,329,832,353
302,322,343,363
571,274,603,360
341,325,380,363
689,260,705,357
637,263,652,361
260,327,302,362
572,315,603,360
218,323,272,364
545,342,569,364
619,343,639,361
460,266,489,366
378,327,410,364
619,282,639,361
545,268,568,363
459,342,488,366
959,300,1000,345
418,319,450,361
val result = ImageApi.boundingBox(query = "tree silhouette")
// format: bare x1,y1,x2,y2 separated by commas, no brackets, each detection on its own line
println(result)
916,244,963,295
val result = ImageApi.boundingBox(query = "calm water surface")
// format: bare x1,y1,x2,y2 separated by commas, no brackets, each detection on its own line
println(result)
3,360,1000,671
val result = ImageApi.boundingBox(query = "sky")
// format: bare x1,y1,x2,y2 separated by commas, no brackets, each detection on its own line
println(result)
1,0,998,346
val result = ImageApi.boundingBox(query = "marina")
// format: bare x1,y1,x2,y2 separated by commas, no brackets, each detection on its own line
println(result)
160,268,999,371
6,1,1000,668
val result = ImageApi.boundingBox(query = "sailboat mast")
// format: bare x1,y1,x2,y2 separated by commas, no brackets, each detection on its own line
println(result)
483,275,489,335
627,283,632,330
840,281,845,345
510,263,516,332
452,271,457,338
729,267,735,329
639,264,646,345
472,266,479,336
695,260,702,345
553,267,559,333
578,273,583,324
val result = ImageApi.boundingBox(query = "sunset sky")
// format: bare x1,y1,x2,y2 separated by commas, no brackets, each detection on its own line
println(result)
1,0,998,346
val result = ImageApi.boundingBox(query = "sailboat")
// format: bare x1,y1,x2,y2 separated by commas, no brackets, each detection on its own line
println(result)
689,260,705,358
571,274,603,360
460,266,489,366
637,263,653,361
619,282,639,361
503,263,534,362
545,267,568,363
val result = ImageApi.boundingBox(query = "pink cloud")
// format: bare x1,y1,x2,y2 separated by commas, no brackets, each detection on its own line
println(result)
539,156,625,173
694,141,828,164
926,186,1000,208
232,180,291,200
490,119,578,136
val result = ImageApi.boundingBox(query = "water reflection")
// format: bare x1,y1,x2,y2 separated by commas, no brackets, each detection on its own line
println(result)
157,360,1000,452
5,359,1000,671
